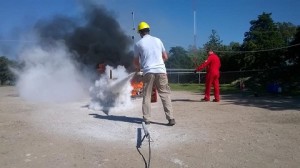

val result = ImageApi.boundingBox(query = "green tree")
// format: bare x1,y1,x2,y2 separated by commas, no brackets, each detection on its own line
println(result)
187,45,206,69
277,22,297,45
165,46,193,69
220,42,242,71
0,56,16,85
241,12,285,69
287,26,300,68
203,29,224,51
202,29,241,71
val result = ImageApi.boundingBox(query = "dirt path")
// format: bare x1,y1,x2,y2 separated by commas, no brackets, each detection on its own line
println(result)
0,86,300,168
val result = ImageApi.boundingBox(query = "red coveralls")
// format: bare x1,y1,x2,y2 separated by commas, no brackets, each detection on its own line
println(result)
195,53,221,101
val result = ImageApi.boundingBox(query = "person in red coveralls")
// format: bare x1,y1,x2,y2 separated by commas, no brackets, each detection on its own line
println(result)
194,50,221,102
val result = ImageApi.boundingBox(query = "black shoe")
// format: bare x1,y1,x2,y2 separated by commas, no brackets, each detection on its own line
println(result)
144,120,151,125
201,98,209,102
168,119,176,126
212,99,220,102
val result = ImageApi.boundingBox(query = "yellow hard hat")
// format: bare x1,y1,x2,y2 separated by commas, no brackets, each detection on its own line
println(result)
137,21,150,31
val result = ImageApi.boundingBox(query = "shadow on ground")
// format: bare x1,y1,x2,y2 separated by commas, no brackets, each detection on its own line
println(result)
89,113,142,124
221,93,300,111
89,114,168,126
172,99,201,102
186,90,300,111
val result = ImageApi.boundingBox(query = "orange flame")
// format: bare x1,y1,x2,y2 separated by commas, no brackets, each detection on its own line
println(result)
131,80,143,96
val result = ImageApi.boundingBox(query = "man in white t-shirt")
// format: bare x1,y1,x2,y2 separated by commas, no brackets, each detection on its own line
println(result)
133,21,175,126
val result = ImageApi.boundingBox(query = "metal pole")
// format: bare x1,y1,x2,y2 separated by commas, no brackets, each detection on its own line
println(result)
131,11,135,41
142,122,150,139
194,10,197,49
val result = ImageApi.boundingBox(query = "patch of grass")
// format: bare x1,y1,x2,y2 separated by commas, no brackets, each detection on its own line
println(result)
169,83,240,94
220,84,242,94
169,83,300,97
169,83,203,92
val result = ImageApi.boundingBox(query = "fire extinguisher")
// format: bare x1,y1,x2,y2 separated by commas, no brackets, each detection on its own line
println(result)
151,87,157,103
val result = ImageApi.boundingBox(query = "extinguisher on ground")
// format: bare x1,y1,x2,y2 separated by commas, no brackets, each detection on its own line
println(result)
151,87,157,103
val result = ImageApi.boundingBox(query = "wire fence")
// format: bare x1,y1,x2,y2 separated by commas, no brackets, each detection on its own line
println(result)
166,69,263,84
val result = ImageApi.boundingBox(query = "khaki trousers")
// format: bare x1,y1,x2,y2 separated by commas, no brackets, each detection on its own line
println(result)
142,73,174,121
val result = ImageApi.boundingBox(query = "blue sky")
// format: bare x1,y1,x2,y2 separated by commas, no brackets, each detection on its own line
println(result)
0,0,299,58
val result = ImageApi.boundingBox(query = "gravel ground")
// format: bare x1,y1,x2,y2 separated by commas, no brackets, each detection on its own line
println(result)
1,86,300,168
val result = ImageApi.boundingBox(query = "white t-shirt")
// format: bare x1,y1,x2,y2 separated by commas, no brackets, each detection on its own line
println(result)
134,34,167,74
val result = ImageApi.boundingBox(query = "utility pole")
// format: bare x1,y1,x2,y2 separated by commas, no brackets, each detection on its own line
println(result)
193,10,197,50
192,0,200,84
131,11,135,42
193,0,197,50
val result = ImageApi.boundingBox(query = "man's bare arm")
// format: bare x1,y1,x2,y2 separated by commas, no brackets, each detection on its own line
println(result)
133,56,140,71
162,51,168,62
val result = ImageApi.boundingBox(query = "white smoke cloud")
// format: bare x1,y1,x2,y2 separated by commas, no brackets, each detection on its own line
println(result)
88,65,134,113
15,41,89,103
